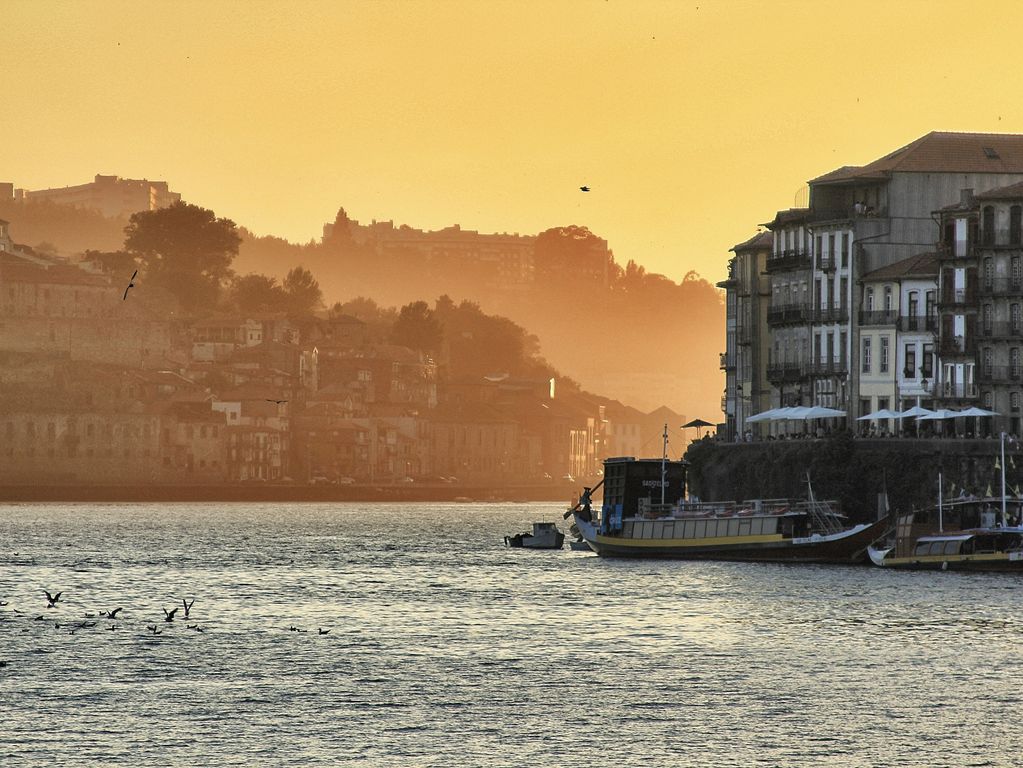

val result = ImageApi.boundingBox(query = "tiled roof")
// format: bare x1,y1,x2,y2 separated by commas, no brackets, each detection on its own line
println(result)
763,208,809,229
976,181,1023,200
730,231,773,252
811,132,1023,184
861,252,940,282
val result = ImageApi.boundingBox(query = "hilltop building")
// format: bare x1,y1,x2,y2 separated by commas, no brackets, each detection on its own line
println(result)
4,174,181,219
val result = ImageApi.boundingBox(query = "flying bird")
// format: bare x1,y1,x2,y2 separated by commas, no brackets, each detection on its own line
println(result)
44,590,62,608
147,625,161,635
579,186,590,192
123,269,138,300
163,607,178,623
182,598,194,618
102,607,123,619
266,399,288,405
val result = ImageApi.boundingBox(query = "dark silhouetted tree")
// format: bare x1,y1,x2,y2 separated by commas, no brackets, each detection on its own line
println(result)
392,300,443,352
124,201,240,310
282,266,323,314
232,273,287,313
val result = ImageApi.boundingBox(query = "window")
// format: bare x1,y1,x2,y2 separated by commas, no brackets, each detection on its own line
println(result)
880,336,890,373
866,287,875,312
922,343,934,378
1011,206,1022,246
983,206,995,245
983,347,993,377
926,290,936,320
905,344,916,377
883,286,893,311
860,398,871,417
1013,304,1022,333
862,337,872,374
1013,392,1021,412
878,397,889,412
983,257,994,288
1012,348,1021,379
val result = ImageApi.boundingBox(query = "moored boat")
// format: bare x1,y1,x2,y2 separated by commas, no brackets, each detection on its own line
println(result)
504,521,565,549
566,452,887,563
867,499,1023,571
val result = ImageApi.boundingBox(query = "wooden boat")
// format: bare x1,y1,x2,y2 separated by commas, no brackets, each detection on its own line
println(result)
566,453,887,563
868,499,1023,571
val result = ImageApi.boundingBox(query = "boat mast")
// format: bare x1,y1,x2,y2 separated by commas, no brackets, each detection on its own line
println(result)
661,423,667,506
937,469,943,533
1001,431,1008,527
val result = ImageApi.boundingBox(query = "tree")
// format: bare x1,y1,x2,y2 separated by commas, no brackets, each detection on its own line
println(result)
232,273,287,313
282,266,323,315
124,201,240,309
392,300,443,353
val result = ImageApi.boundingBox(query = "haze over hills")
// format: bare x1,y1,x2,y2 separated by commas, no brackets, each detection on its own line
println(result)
0,187,724,422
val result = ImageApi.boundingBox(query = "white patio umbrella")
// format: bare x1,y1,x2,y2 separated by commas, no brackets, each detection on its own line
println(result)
746,409,779,423
958,407,1001,417
856,408,902,421
916,409,963,420
800,407,847,419
895,405,936,419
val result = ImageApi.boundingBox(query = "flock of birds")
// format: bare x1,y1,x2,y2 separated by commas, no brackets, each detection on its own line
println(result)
0,590,334,649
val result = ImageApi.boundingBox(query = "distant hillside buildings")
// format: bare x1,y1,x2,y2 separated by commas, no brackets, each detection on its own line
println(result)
720,131,1023,439
0,217,678,486
0,174,180,219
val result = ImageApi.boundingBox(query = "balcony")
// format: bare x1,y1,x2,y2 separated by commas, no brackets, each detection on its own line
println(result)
766,360,805,383
810,305,849,324
978,322,1023,340
939,335,975,357
979,278,1023,296
765,250,811,274
980,229,1023,249
719,352,735,371
806,356,849,376
816,254,837,272
977,365,1023,383
767,302,810,326
859,309,899,326
941,382,979,399
898,315,938,333
937,242,977,261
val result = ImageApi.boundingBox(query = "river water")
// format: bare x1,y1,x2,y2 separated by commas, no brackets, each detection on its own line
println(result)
0,502,1019,766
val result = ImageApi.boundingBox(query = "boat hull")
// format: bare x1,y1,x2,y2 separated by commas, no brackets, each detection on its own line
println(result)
574,514,888,564
868,550,1023,571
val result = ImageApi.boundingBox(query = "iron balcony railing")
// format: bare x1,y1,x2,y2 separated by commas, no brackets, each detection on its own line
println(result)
977,365,1023,382
941,382,979,399
766,360,805,383
979,278,1023,296
938,288,971,307
859,309,899,326
767,303,811,326
810,305,849,324
979,322,1023,339
898,315,938,333
898,378,936,397
939,335,975,356
765,250,811,273
937,242,977,260
806,356,849,376
816,254,837,272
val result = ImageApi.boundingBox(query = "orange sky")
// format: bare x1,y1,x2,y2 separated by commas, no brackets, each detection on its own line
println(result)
4,1,1021,283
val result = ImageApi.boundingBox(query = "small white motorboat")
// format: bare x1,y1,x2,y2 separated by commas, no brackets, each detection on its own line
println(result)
504,521,565,549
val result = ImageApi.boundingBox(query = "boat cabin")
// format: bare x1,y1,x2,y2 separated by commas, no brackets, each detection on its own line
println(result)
912,531,1023,557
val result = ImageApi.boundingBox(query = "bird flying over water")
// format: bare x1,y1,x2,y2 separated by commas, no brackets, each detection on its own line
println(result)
163,607,178,622
102,607,122,619
266,399,288,405
44,590,61,608
123,269,138,300
579,186,590,192
182,598,194,618
147,625,161,635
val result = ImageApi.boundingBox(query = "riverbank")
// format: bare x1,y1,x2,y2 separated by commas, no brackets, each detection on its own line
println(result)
0,482,579,503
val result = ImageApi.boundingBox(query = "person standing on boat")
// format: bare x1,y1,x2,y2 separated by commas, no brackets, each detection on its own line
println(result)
577,487,593,521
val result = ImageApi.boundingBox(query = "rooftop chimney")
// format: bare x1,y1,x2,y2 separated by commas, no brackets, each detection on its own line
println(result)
960,188,975,208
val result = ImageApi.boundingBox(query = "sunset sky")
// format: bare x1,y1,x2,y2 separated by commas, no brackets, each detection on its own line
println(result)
4,1,1021,283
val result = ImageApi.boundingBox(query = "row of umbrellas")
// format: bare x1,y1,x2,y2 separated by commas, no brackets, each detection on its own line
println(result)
745,405,1002,424
746,406,847,423
856,406,1000,421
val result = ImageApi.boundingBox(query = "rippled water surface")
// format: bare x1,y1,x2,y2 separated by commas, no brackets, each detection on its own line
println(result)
1,502,1021,766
